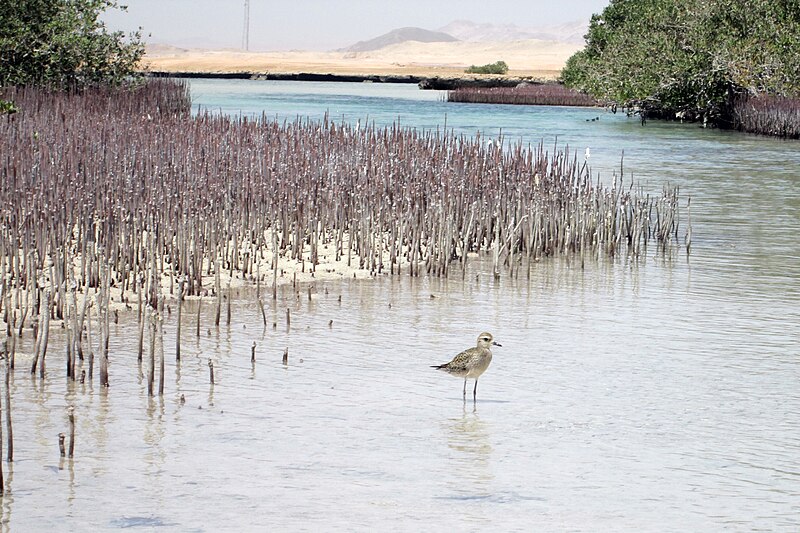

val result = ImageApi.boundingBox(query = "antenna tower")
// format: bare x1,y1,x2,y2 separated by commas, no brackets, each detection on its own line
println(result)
242,0,250,51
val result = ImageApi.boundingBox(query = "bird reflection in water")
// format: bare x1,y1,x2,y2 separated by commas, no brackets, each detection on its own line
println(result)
442,405,495,526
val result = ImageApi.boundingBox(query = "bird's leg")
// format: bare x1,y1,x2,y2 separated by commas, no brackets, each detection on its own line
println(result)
463,378,467,399
473,379,478,402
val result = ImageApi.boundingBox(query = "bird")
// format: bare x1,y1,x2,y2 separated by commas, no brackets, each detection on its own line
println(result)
432,332,501,401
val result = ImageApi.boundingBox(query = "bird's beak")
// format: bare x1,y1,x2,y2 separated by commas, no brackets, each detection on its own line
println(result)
493,341,502,347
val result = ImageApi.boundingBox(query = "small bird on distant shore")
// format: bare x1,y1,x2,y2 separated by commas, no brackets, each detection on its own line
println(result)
432,332,501,401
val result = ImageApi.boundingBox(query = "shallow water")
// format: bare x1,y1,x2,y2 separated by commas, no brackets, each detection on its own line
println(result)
2,80,799,531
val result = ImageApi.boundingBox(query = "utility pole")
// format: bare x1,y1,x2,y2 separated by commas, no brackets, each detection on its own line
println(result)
242,0,250,51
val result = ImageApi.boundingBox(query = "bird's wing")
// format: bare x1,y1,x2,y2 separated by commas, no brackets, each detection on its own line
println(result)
444,348,476,370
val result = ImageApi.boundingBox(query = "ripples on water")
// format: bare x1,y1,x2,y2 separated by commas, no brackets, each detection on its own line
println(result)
3,80,798,531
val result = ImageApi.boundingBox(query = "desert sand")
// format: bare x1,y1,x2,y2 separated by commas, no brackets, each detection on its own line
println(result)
143,39,582,80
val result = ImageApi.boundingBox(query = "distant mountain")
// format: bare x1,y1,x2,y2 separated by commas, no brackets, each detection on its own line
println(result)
438,20,588,45
341,27,459,52
439,21,533,42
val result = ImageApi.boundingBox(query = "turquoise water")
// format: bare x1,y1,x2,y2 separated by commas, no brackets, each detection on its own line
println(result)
4,80,799,531
190,79,633,177
190,79,800,295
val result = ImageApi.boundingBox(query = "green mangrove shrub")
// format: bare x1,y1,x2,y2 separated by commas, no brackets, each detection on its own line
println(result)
466,61,509,75
0,0,145,88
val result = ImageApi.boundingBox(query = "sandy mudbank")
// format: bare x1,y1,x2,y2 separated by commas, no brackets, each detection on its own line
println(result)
143,39,581,80
1,232,405,329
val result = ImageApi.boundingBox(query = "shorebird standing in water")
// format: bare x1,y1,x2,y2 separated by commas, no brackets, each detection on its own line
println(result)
432,332,501,401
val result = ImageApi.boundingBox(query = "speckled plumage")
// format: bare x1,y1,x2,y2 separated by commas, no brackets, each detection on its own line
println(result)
432,332,501,400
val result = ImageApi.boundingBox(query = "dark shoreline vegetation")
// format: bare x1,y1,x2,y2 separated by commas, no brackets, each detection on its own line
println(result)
1,79,686,384
447,83,601,107
561,0,800,139
731,94,800,139
146,71,536,91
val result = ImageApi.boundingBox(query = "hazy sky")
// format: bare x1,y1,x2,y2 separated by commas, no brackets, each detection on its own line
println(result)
103,0,610,51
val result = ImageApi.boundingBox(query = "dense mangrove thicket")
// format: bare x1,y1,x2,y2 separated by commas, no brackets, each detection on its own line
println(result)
0,80,684,382
562,0,800,135
447,84,600,107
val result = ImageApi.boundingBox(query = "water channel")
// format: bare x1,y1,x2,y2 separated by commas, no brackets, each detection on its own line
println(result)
3,79,798,531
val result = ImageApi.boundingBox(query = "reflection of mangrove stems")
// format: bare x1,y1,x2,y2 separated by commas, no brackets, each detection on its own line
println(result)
137,277,144,363
257,298,267,326
69,283,80,378
214,258,221,327
77,282,88,361
99,267,110,388
86,301,94,380
148,308,156,397
5,361,12,462
196,298,201,338
226,281,232,326
158,297,165,396
65,321,72,380
39,292,50,377
5,313,14,375
685,197,693,256
176,278,184,361
67,407,75,458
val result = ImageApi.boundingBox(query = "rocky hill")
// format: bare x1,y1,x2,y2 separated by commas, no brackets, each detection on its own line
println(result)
340,27,459,52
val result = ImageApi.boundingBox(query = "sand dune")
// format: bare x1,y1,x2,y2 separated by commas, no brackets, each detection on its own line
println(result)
143,39,582,79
